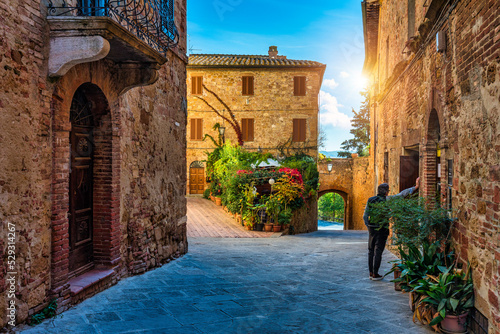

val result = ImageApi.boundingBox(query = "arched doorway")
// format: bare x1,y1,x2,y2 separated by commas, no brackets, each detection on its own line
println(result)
189,161,205,194
318,190,348,230
68,83,112,277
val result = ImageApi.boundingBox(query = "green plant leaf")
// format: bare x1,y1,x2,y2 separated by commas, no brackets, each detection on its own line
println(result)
438,298,446,311
450,298,459,312
429,314,444,326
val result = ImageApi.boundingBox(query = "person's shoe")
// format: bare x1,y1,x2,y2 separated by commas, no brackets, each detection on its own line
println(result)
372,273,384,281
369,272,374,280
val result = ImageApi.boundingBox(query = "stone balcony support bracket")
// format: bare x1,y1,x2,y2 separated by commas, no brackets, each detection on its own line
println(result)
47,17,167,89
49,35,110,77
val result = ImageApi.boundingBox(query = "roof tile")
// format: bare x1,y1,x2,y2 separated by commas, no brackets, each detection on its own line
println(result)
188,54,325,68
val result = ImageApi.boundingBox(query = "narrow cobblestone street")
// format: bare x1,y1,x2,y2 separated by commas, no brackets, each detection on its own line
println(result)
17,228,433,333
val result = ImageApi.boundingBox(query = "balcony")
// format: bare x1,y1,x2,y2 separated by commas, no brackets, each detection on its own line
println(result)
47,0,179,77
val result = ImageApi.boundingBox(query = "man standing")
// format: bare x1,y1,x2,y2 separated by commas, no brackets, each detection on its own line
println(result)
363,178,420,280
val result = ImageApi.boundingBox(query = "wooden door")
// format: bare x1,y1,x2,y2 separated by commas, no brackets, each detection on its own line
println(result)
69,91,94,276
400,155,419,192
190,168,205,194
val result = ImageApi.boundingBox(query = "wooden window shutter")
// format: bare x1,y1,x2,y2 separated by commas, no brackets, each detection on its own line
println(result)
190,118,203,140
241,119,254,141
242,77,247,95
300,119,306,141
242,119,248,141
294,76,306,96
190,118,196,140
192,76,203,95
248,119,254,141
197,119,203,140
242,76,254,95
293,119,306,142
292,119,299,142
248,76,254,95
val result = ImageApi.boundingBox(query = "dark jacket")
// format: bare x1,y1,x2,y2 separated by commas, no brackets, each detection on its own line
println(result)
363,187,416,228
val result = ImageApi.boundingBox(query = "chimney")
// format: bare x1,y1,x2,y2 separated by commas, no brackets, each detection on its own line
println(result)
268,46,278,58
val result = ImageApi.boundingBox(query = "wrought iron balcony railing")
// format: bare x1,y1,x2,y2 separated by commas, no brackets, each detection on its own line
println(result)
48,0,179,56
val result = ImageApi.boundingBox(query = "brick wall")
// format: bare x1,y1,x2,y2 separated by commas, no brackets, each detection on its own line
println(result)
0,0,188,328
366,0,500,331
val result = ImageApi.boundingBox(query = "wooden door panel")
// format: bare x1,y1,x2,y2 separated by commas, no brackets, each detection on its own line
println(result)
400,155,419,192
190,168,205,194
69,126,94,275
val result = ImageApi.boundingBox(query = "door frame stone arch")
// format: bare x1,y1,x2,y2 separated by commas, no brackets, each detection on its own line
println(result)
50,64,122,294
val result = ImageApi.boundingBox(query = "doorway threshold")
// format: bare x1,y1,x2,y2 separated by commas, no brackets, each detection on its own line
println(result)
68,268,115,296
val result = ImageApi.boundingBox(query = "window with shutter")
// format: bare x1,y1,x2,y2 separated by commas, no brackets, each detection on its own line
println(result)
292,119,306,142
190,118,203,140
294,76,306,96
191,76,203,95
242,76,254,95
241,118,254,142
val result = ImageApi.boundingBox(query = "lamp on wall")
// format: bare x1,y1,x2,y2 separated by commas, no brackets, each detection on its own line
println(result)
327,163,333,174
219,126,226,144
269,178,275,193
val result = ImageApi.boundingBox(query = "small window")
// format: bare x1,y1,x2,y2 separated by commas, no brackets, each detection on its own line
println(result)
191,76,203,95
242,76,254,96
190,118,203,140
294,76,306,96
292,119,306,142
241,118,254,142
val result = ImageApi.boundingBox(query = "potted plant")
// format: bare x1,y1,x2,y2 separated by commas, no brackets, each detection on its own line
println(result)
388,240,455,311
265,195,281,231
413,265,474,333
254,203,266,231
243,209,257,231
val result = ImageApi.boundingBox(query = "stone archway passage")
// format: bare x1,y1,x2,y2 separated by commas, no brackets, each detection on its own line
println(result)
318,158,374,230
317,191,347,230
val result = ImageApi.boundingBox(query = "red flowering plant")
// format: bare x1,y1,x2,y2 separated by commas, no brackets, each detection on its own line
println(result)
278,167,304,185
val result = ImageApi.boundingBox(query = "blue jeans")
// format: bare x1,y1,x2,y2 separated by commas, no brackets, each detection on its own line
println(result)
368,227,389,275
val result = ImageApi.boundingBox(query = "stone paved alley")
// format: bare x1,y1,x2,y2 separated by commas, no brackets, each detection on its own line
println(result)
16,228,433,333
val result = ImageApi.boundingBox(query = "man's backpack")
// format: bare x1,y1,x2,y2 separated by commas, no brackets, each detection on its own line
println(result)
367,195,388,229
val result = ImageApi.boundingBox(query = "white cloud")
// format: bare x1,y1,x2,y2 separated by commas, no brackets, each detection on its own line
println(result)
323,78,339,90
340,71,350,78
319,91,351,129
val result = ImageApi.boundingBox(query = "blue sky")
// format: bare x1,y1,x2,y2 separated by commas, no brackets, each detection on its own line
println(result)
187,0,367,151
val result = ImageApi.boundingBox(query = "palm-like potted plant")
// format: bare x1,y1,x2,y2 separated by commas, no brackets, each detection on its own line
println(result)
412,265,474,332
265,195,281,231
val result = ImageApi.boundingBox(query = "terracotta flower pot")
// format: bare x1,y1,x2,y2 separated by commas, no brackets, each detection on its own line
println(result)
215,197,222,206
264,223,273,232
440,313,469,333
272,225,281,232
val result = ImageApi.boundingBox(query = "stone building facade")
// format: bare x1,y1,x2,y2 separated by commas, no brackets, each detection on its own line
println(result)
186,47,326,195
363,0,500,331
0,0,187,328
